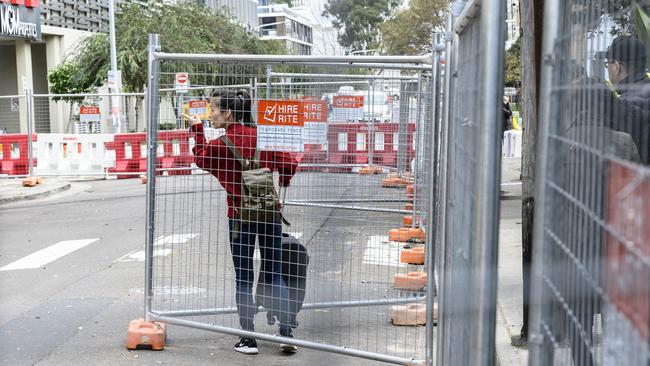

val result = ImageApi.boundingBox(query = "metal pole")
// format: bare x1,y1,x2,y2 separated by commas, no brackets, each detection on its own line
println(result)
528,0,560,364
425,33,442,366
144,34,161,322
368,81,374,166
151,315,423,366
412,71,424,226
108,0,121,133
25,89,34,176
266,65,272,99
437,15,456,366
470,0,505,364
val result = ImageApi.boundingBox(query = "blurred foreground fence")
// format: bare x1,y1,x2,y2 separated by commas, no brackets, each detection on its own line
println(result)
530,0,650,365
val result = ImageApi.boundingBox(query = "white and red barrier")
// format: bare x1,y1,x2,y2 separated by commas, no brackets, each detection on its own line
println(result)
1,124,422,177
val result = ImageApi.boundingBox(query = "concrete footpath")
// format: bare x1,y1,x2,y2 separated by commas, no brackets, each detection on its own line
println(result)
0,159,529,365
0,177,71,204
496,157,528,365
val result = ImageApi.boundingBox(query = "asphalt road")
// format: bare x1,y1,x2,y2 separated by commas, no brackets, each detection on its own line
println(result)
0,174,429,366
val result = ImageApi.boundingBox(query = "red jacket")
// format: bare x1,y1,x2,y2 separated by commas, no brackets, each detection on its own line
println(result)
191,123,297,218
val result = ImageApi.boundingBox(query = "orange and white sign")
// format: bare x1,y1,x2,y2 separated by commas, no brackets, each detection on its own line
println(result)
333,95,364,109
302,99,328,145
302,100,328,122
79,105,100,122
257,100,304,152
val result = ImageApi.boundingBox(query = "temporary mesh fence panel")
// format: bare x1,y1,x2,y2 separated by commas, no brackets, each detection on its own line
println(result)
436,1,505,365
144,45,437,365
530,1,650,365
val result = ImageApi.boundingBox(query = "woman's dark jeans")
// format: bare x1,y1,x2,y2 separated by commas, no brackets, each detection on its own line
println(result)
228,218,291,336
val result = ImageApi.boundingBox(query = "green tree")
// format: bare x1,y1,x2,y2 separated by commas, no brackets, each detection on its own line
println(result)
504,38,521,87
323,0,400,53
380,0,448,55
49,0,285,131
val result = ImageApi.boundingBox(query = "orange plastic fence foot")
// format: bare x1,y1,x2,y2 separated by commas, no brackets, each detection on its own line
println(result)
406,184,414,195
393,272,427,291
390,303,426,326
403,215,421,227
126,318,166,350
388,227,426,243
359,165,383,175
404,203,413,211
140,175,147,184
390,303,438,327
22,176,40,187
400,247,425,265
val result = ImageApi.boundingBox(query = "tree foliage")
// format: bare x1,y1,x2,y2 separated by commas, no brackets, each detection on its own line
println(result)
380,0,448,55
49,1,286,94
504,38,521,87
323,0,400,53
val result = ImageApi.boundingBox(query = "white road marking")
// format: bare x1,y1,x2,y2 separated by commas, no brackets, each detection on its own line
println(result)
363,235,406,268
115,233,198,263
0,238,100,271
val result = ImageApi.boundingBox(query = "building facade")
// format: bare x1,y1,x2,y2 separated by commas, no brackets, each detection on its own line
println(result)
505,0,520,49
258,2,313,55
1,0,106,134
204,0,258,33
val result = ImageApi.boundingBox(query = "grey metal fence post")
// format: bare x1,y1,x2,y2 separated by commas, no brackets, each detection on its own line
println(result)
25,89,34,176
144,33,161,321
437,15,457,366
469,0,505,364
528,0,559,364
425,33,442,366
266,65,272,100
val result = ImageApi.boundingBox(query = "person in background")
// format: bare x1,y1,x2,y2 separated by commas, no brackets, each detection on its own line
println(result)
603,35,650,164
188,89,299,355
503,96,513,133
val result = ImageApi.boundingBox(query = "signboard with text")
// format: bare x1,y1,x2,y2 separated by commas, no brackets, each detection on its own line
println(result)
79,105,101,122
257,100,304,152
0,2,41,40
333,95,364,108
302,99,328,145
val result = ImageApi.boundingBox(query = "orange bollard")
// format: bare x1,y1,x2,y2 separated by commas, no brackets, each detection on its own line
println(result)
400,247,425,265
393,272,427,290
126,318,167,350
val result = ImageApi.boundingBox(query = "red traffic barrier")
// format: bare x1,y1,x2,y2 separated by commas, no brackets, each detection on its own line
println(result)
0,134,37,176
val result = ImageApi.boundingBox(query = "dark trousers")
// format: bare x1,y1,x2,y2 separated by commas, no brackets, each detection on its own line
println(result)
229,219,291,335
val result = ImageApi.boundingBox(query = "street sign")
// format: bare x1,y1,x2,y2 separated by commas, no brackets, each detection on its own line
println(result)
175,72,189,94
257,100,304,152
108,70,122,91
10,97,19,112
79,105,101,122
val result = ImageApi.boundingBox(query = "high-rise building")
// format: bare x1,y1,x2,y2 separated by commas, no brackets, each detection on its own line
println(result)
505,0,520,49
204,0,259,33
258,2,313,55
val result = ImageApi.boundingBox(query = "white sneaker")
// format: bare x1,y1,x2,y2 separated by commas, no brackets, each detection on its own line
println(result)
234,337,258,355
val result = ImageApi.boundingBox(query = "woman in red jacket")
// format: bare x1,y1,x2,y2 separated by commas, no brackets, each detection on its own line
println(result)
188,90,298,355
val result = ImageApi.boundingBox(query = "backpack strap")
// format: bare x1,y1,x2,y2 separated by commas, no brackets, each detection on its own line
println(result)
219,135,251,170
